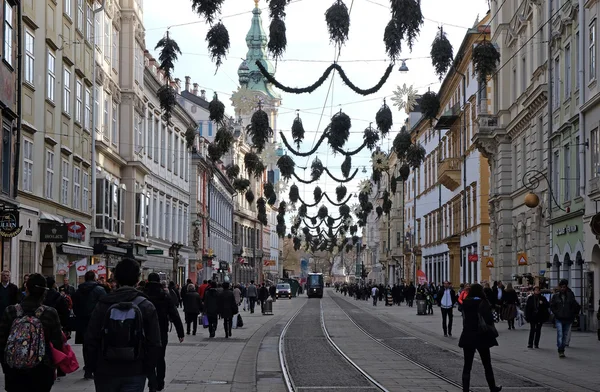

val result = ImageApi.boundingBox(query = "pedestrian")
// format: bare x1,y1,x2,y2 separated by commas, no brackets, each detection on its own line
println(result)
437,281,457,337
458,284,470,314
246,280,258,314
0,271,21,313
550,279,580,358
198,280,209,300
72,270,106,380
269,283,276,301
85,258,162,392
218,282,238,338
183,283,202,335
168,281,180,308
502,283,518,330
258,283,269,314
204,281,219,337
525,286,549,349
58,277,76,297
233,284,242,307
458,283,502,392
144,273,185,392
371,285,378,306
0,273,64,392
18,273,29,298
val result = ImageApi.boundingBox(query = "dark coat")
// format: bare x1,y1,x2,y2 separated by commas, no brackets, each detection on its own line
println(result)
43,288,70,329
258,286,269,301
72,281,106,342
183,291,202,315
58,284,76,298
525,294,549,323
85,287,162,377
550,289,580,321
436,288,457,307
143,282,184,343
458,297,498,349
502,289,518,305
483,287,496,306
203,288,219,316
0,283,21,315
218,289,238,319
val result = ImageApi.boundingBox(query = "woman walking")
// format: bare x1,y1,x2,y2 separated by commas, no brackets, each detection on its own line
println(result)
183,284,202,335
525,286,549,348
459,283,502,392
502,283,518,329
204,281,219,338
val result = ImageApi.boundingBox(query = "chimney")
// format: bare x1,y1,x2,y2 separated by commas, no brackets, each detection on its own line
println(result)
192,83,199,96
174,78,181,94
185,76,191,92
200,89,206,100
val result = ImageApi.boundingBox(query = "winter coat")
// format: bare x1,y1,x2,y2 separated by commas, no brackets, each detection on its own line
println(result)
218,289,238,319
246,284,258,298
458,297,498,349
204,288,219,316
233,287,242,304
183,291,202,315
550,290,580,321
143,282,184,344
72,281,106,341
525,294,550,323
483,287,496,306
501,289,519,320
84,287,162,377
258,286,269,301
43,288,70,329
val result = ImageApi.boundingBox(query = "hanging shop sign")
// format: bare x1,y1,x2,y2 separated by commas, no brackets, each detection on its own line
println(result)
468,253,479,262
66,221,86,241
40,223,68,242
218,261,228,272
556,225,578,236
0,208,22,237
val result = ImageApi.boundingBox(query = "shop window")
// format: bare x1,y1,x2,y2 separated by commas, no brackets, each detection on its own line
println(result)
18,241,36,288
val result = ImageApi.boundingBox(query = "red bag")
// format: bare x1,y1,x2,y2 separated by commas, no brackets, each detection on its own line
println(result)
50,334,79,374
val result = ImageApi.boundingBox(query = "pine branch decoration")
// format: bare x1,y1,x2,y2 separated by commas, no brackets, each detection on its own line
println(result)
191,0,225,24
325,0,350,50
155,32,181,82
431,26,453,80
206,22,230,71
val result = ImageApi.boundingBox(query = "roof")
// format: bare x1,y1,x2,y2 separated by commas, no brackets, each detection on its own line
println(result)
180,90,209,110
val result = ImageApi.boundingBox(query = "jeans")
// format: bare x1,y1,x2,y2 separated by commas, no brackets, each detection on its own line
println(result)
462,346,496,392
95,375,147,392
208,315,218,337
441,307,453,335
249,297,256,313
148,343,168,390
186,313,198,334
372,296,377,306
555,319,572,352
528,322,543,347
223,317,232,337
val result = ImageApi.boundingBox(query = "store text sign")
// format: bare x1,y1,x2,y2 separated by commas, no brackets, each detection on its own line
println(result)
556,225,578,236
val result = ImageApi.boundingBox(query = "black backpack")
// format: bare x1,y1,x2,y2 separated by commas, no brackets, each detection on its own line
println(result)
101,296,146,361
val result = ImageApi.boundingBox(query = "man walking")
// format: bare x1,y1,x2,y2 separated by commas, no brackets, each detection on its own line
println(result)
85,258,162,392
0,270,20,316
371,285,378,306
58,277,76,297
247,280,258,313
550,279,580,358
437,281,457,337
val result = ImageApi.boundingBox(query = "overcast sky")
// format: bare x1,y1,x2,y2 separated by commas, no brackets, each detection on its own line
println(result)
143,0,489,219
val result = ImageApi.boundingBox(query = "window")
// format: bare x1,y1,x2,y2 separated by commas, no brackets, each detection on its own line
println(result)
590,20,596,80
161,125,165,166
94,87,99,131
135,192,149,238
592,129,600,177
159,201,164,239
1,125,9,194
45,149,54,199
512,68,517,102
65,0,72,17
24,30,34,85
104,18,110,63
63,68,71,115
111,102,118,144
112,29,119,68
521,137,527,180
75,79,82,123
167,131,173,171
172,204,177,243
148,113,153,159
208,122,213,137
86,2,93,41
174,135,178,175
553,57,560,109
180,139,185,178
553,150,560,204
134,113,141,152
77,0,83,32
47,50,56,101
82,171,89,212
166,201,171,240
565,44,571,98
3,2,13,66
198,121,203,136
94,12,101,48
154,119,159,162
85,87,91,130
564,144,570,201
521,57,527,93
18,241,36,293
61,160,70,205
103,95,109,133
576,32,580,89
73,166,80,209
134,45,140,83
576,137,581,197
22,139,33,192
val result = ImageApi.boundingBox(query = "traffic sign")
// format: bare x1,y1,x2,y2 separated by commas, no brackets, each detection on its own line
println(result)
517,252,528,266
485,257,494,268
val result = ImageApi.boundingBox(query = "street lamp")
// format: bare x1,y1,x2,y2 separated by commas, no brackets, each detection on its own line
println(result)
522,169,566,212
398,60,409,73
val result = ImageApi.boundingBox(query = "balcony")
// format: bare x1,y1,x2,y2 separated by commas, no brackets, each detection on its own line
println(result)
476,114,498,133
438,157,462,191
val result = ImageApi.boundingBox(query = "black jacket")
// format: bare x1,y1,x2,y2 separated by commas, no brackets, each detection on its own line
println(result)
258,286,269,301
183,291,202,315
484,287,497,306
0,283,21,315
525,294,549,323
204,288,219,316
58,284,76,298
43,288,70,329
502,289,518,306
143,282,184,343
72,281,106,321
218,289,238,319
550,289,580,321
436,288,457,307
85,287,162,377
458,297,498,349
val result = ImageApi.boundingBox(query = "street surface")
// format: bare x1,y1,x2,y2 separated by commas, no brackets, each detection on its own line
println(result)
4,288,598,392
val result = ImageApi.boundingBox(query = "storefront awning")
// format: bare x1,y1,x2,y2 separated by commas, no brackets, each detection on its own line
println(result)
58,243,94,256
40,212,63,223
93,243,127,256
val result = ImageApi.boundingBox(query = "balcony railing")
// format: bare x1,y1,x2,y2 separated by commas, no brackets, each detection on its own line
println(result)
438,157,461,191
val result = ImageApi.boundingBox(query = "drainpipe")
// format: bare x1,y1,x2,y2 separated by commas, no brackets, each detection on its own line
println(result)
13,0,22,199
91,0,106,228
578,0,586,326
455,71,468,235
547,0,555,286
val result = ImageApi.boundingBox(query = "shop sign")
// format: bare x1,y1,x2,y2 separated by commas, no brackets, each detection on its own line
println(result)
263,259,276,266
40,223,68,242
99,237,118,245
66,221,86,241
468,253,478,262
0,208,22,238
147,249,164,255
556,225,578,236
219,261,228,271
118,242,134,250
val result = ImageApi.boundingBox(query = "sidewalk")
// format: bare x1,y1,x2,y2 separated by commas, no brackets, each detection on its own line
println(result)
5,297,305,392
334,291,600,392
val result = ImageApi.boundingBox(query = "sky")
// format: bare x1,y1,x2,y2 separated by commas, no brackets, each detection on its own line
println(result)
143,0,490,220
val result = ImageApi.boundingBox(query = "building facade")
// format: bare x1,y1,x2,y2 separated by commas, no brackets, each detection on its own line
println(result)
207,166,234,282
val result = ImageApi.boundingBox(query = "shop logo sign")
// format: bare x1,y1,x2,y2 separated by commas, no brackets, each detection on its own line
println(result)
0,209,22,238
67,221,86,241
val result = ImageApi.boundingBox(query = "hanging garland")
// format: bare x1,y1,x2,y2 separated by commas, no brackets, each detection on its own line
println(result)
333,141,367,156
399,163,410,181
191,0,224,24
245,189,255,204
420,91,440,121
247,106,273,153
292,167,358,184
255,60,393,96
206,22,230,71
325,0,350,50
314,186,323,203
431,26,454,80
406,144,426,169
473,39,501,83
233,178,250,193
389,0,424,55
323,192,353,207
383,18,402,61
327,111,351,151
363,125,380,151
214,126,234,154
375,99,393,136
277,154,296,180
341,155,351,178
226,164,240,180
207,144,223,162
335,185,347,202
157,85,177,122
244,152,265,178
280,131,328,157
311,157,325,181
268,16,287,61
185,124,196,150
264,182,276,202
393,129,412,159
291,113,305,148
289,184,300,203
208,93,226,123
155,32,181,83
257,198,268,225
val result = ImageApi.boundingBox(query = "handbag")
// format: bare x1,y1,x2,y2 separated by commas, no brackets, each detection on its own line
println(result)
492,310,500,323
201,314,209,328
237,314,244,328
49,334,79,374
478,313,499,338
231,314,238,329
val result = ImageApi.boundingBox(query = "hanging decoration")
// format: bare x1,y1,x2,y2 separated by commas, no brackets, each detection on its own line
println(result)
206,22,230,71
399,163,410,181
314,187,323,203
257,198,268,225
384,18,402,61
387,0,424,58
341,155,351,178
157,86,177,122
244,152,265,178
291,113,305,148
420,91,440,121
472,39,501,83
430,26,454,80
376,206,383,218
155,32,181,82
363,124,380,151
191,0,225,24
247,105,273,153
393,128,412,159
317,205,329,219
277,155,296,180
358,179,372,195
208,93,226,123
336,185,347,202
274,180,289,196
325,0,350,50
268,16,287,61
245,189,255,204
390,176,397,194
311,157,325,181
185,125,196,149
371,151,390,172
289,184,300,203
406,144,426,169
280,131,328,157
339,204,350,218
214,125,234,153
264,182,276,203
233,178,251,193
226,164,240,180
323,192,353,207
207,144,223,162
327,111,351,151
391,83,418,112
375,99,393,136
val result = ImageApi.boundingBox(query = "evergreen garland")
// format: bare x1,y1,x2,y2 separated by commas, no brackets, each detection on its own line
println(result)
393,129,412,159
298,204,307,217
191,0,225,24
226,164,240,180
318,205,329,220
185,125,196,149
473,39,501,83
207,143,222,162
268,193,277,206
257,198,268,225
206,22,230,71
276,222,287,238
268,16,287,61
278,201,287,215
157,85,177,122
339,204,350,217
289,184,300,203
214,126,234,153
264,182,276,201
311,157,324,181
390,0,423,53
233,178,250,193
363,124,380,151
244,152,265,178
325,0,350,50
399,163,410,181
280,131,327,157
155,32,181,83
384,18,402,61
277,154,296,180
314,186,323,202
245,189,255,204
291,114,305,148
420,91,440,121
323,192,353,206
208,93,226,124
247,108,273,153
341,155,351,178
255,60,393,96
431,26,453,80
375,100,393,136
327,111,351,151
268,0,289,18
336,185,347,201
406,144,426,169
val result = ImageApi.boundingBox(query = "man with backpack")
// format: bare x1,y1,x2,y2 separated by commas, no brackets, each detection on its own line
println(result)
144,273,185,392
72,270,106,379
85,258,161,392
0,273,64,391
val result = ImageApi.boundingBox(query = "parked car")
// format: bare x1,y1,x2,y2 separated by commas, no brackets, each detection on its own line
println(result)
276,283,292,299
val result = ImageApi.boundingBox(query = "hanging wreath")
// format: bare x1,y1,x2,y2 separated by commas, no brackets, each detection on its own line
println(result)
375,100,393,136
363,125,380,151
431,26,454,80
264,182,276,201
226,164,240,180
473,39,500,82
406,144,426,169
247,108,273,153
291,114,305,148
336,185,347,201
390,0,423,53
277,155,296,180
268,16,287,61
245,189,255,204
339,204,350,217
327,111,351,151
191,0,225,24
214,126,234,153
157,85,177,122
341,155,351,178
311,157,324,181
318,205,329,220
393,129,412,159
399,163,410,181
325,0,350,50
155,32,181,83
372,151,389,171
206,22,230,71
244,152,265,178
207,143,223,162
420,91,440,121
208,93,225,124
289,184,300,203
314,186,323,202
185,125,196,150
376,206,383,218
233,178,250,193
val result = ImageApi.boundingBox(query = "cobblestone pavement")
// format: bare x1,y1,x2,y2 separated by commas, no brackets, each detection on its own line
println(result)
11,296,306,392
332,290,600,392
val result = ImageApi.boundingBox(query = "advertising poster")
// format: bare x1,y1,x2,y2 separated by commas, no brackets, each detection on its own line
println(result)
300,258,308,286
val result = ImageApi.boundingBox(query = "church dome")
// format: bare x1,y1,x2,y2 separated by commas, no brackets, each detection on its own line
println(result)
238,60,250,85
